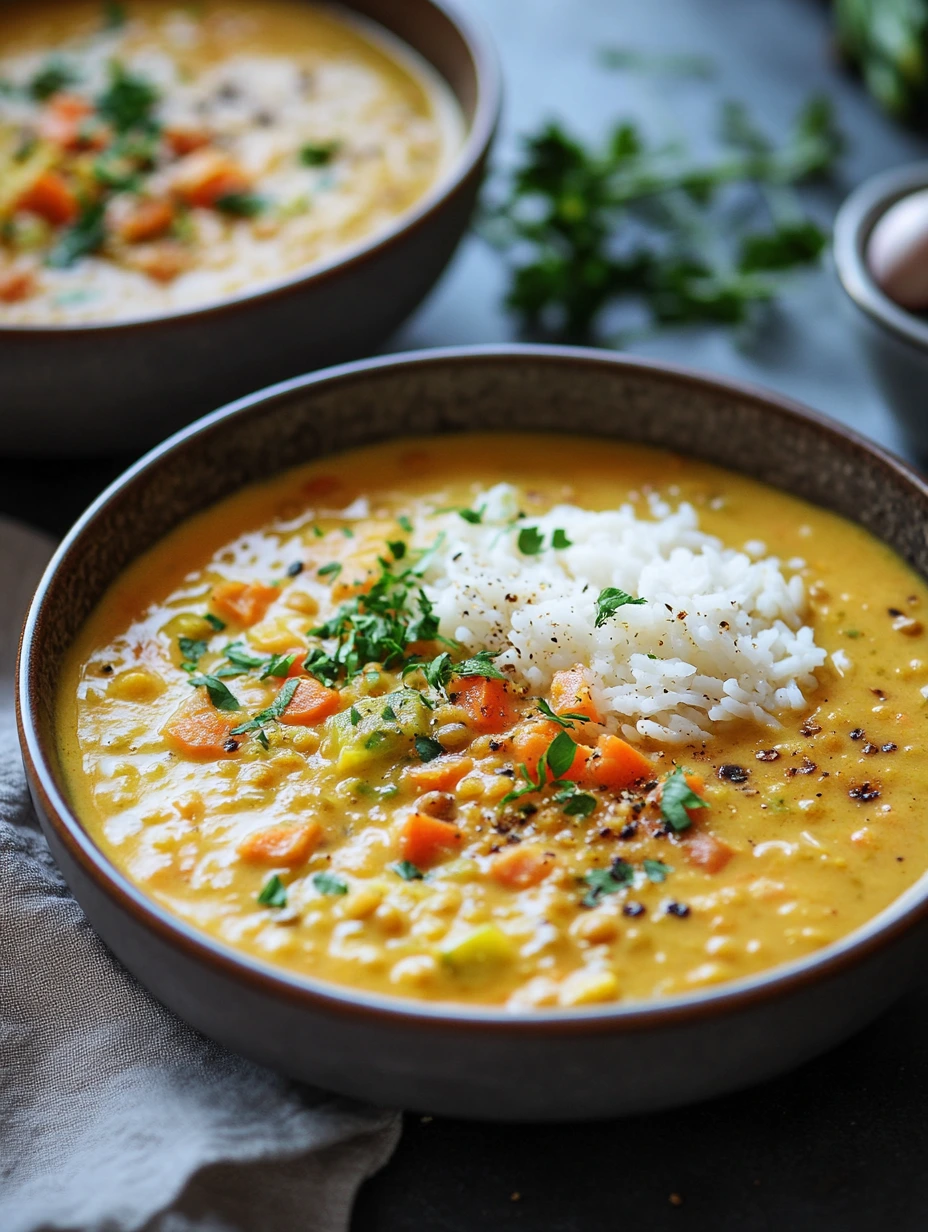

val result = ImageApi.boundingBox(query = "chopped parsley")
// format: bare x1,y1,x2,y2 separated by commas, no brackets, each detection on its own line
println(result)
317,561,342,580
643,858,672,883
500,729,579,806
660,768,708,832
260,652,297,679
397,515,413,533
387,540,406,560
382,705,398,722
96,61,160,133
582,860,634,907
216,192,266,217
414,735,445,762
257,874,287,907
230,677,299,736
349,706,361,726
46,201,106,269
313,871,348,896
189,674,241,711
556,785,597,817
299,140,339,166
406,648,506,695
178,636,208,669
224,641,265,670
205,613,227,631
536,699,588,728
517,526,545,556
29,58,78,101
551,528,573,549
391,860,424,881
594,587,647,628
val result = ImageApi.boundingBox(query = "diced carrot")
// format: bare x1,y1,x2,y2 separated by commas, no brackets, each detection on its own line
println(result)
279,676,341,726
331,573,374,604
211,580,279,627
584,733,653,792
511,720,589,782
685,772,706,796
165,125,212,156
117,198,174,243
127,240,190,282
490,844,555,889
0,267,36,303
38,93,107,148
399,812,462,867
684,831,733,874
17,171,78,226
450,675,520,734
163,693,237,759
550,667,601,723
282,650,308,678
237,821,322,865
404,756,474,794
171,148,250,207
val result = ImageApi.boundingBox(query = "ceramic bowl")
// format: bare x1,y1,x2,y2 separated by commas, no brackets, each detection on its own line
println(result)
0,0,500,457
833,162,928,460
18,346,928,1121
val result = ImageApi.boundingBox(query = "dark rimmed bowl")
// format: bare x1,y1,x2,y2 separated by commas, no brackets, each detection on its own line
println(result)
0,0,500,457
18,345,928,1121
834,162,928,460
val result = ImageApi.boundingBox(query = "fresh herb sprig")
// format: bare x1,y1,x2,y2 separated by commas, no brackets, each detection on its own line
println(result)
500,730,596,818
484,93,842,341
660,767,709,832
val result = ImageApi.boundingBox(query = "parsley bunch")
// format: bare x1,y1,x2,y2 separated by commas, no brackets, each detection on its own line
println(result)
483,93,843,341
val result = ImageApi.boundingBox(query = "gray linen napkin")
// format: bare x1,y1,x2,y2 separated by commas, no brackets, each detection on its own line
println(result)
0,519,400,1232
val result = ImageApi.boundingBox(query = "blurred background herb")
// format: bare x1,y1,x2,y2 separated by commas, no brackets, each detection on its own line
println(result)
483,92,843,344
833,0,928,119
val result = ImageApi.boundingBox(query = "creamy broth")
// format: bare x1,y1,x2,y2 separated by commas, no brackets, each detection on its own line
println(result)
57,434,928,1008
0,0,460,322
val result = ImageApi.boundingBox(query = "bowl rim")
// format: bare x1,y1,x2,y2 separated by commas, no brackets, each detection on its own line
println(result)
833,160,928,353
0,0,501,337
19,343,928,1035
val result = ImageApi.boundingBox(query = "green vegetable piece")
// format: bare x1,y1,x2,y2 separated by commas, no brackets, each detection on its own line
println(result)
391,860,424,881
594,587,647,628
660,768,708,832
440,924,515,972
313,872,348,896
643,858,672,883
189,674,241,711
299,140,339,166
517,526,544,555
257,874,287,907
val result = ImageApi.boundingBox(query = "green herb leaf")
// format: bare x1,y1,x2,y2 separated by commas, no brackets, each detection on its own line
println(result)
643,858,672,883
398,515,413,533
261,652,297,679
215,192,266,217
387,540,406,560
349,706,361,726
255,729,270,750
313,871,348,896
257,873,287,907
46,202,106,269
230,677,299,734
299,140,339,166
660,767,708,832
205,613,226,631
178,636,208,665
536,699,588,728
29,58,78,101
454,650,507,682
96,61,159,132
551,528,573,549
317,562,342,579
391,860,424,881
189,674,241,711
415,735,445,762
224,641,265,670
517,526,545,555
545,730,579,779
561,791,597,818
582,860,633,907
382,705,398,722
594,587,647,628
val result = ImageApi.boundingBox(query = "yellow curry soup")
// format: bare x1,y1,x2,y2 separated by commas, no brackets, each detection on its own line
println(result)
0,0,461,321
57,434,928,1009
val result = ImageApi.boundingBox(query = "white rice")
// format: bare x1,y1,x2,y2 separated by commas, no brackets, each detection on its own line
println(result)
417,484,827,745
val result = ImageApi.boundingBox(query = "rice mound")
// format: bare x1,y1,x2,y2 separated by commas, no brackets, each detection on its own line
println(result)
418,484,826,745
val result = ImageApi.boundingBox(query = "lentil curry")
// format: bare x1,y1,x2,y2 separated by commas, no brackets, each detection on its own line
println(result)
0,0,459,321
57,434,928,1009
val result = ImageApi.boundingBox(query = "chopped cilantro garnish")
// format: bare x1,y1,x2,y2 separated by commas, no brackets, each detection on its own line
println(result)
558,787,597,817
660,768,708,832
398,515,413,533
189,674,241,711
257,873,287,907
255,729,270,750
230,677,299,735
391,860,424,881
517,526,544,555
387,540,406,560
406,648,506,695
317,562,342,579
382,705,398,722
313,872,348,896
29,58,78,101
643,858,672,883
224,641,265,670
215,192,266,217
312,525,324,538
299,140,339,166
349,706,361,726
501,729,579,806
96,61,159,132
46,202,106,269
415,735,445,762
342,526,354,538
261,652,297,679
552,528,572,549
178,636,208,666
455,650,507,682
582,860,633,907
536,699,588,728
594,587,647,628
205,613,226,631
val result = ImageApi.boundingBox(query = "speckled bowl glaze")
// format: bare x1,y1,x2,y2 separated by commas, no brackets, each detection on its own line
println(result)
0,0,500,457
18,346,928,1121
834,162,928,460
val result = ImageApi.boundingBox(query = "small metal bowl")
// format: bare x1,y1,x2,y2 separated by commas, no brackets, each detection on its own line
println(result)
834,162,928,459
